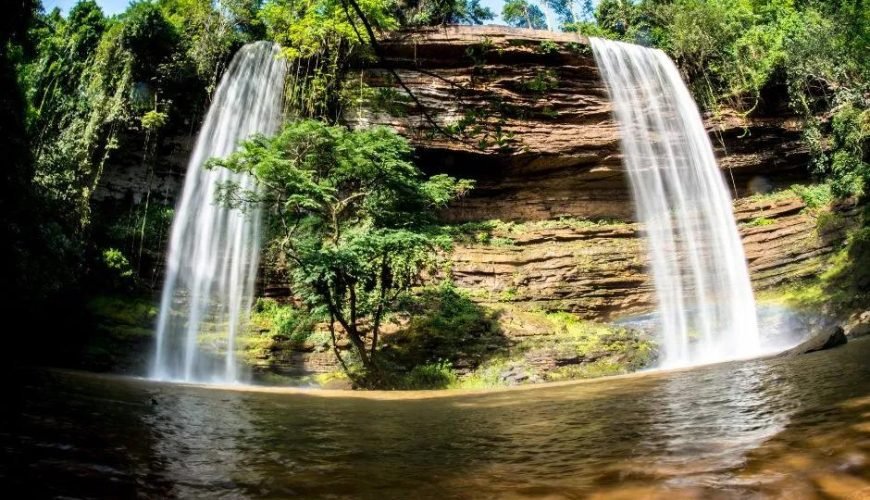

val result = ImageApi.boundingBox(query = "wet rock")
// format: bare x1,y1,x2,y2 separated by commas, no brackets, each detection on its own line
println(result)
834,452,867,474
780,325,847,357
498,364,539,386
845,311,870,339
341,25,861,320
448,200,862,320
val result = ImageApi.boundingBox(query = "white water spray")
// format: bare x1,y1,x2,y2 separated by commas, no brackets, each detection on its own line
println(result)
152,42,286,382
590,38,761,367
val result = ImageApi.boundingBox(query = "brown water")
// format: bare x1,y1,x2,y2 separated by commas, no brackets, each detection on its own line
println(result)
4,339,870,499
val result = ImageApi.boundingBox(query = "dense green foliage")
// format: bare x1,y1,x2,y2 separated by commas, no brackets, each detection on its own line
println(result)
1,0,41,343
14,0,264,304
393,0,494,25
6,0,498,315
543,0,595,25
210,120,472,384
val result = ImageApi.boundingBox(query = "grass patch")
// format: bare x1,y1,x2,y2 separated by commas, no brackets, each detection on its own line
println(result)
546,359,627,381
450,357,519,389
792,183,834,210
531,311,657,369
445,217,629,245
371,286,655,389
87,295,157,335
746,183,833,211
744,216,776,227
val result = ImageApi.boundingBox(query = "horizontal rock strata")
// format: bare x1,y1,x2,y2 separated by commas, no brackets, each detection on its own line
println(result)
348,26,813,222
450,197,861,320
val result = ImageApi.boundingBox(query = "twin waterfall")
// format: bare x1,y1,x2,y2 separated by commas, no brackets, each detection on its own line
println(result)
152,42,286,382
151,38,762,383
591,38,761,366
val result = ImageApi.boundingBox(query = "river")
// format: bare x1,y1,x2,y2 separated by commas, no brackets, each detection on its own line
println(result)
4,338,870,498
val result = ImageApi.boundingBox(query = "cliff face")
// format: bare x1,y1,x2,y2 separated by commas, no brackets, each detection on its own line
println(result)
94,26,837,325
341,26,841,318
450,197,861,320
347,26,812,222
91,132,191,205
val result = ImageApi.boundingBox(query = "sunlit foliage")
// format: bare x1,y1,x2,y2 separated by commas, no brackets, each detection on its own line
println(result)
209,120,473,383
502,0,548,29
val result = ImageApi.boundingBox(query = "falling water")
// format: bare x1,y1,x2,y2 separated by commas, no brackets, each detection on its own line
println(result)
590,38,761,367
152,42,286,382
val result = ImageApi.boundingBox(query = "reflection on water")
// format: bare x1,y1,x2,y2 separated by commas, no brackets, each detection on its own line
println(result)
145,389,265,496
4,339,870,498
618,363,796,487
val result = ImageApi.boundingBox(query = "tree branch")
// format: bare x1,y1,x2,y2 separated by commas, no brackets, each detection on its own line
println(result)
339,0,472,145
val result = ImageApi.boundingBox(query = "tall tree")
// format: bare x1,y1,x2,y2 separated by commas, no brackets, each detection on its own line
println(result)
595,0,637,35
502,0,548,29
581,0,595,21
543,0,576,25
1,0,40,375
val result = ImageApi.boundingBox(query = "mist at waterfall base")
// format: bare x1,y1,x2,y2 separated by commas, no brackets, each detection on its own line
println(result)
151,42,286,383
591,38,768,368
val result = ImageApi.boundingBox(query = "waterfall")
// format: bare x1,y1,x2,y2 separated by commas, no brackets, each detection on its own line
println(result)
590,38,761,367
152,42,286,383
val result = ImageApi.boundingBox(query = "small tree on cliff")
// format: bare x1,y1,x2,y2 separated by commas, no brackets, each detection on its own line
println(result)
210,120,473,384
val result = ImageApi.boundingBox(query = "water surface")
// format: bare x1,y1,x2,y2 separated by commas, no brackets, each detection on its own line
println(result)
4,339,870,498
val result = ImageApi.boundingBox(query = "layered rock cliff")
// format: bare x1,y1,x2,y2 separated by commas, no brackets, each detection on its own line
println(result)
341,25,837,318
347,26,813,222
93,26,837,326
449,196,861,320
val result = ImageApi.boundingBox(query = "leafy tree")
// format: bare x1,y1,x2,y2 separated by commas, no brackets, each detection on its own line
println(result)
1,0,40,315
502,0,548,29
26,1,105,156
542,0,595,26
394,0,495,26
209,120,473,383
644,0,868,197
581,0,595,20
542,0,575,25
158,0,257,90
595,0,638,35
121,1,179,81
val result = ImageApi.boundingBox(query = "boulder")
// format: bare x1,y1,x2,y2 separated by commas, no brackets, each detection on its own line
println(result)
498,363,539,385
845,311,870,339
779,324,847,357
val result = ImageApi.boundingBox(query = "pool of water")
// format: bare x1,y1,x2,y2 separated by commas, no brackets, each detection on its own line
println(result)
4,338,870,498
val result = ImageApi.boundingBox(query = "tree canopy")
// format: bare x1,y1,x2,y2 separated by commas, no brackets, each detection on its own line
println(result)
502,0,548,29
